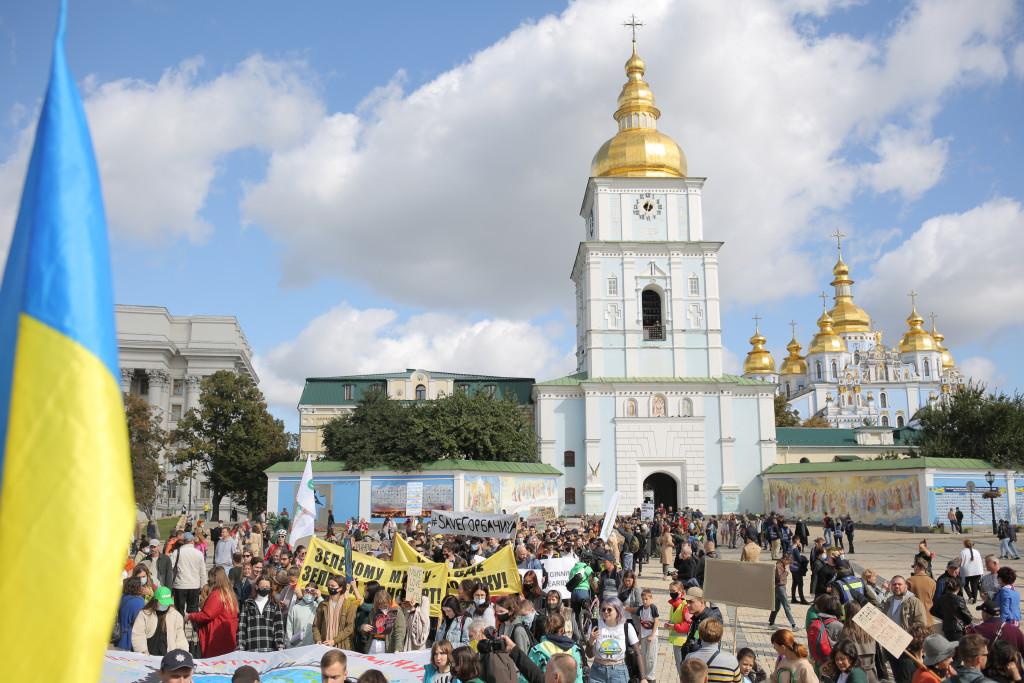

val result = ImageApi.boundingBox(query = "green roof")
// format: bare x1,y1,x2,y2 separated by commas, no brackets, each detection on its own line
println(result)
777,427,919,447
299,370,535,406
535,372,771,387
265,459,562,475
763,457,997,474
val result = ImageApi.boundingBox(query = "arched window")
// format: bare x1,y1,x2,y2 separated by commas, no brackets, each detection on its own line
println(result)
607,274,618,296
881,415,890,426
345,384,354,400
415,384,426,400
816,362,822,381
680,398,693,417
831,361,837,378
564,488,576,505
563,451,576,467
642,289,664,340
923,358,930,377
880,392,887,408
897,415,905,428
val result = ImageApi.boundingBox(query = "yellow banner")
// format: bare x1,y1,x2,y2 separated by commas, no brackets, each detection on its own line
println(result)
393,535,521,596
299,536,448,617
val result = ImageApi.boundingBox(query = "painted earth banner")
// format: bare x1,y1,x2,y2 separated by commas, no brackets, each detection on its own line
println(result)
393,534,522,596
299,536,447,617
431,509,519,538
101,645,429,682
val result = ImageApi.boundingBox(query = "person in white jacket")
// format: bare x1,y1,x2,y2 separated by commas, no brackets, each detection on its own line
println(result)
171,532,208,615
960,539,986,604
286,585,322,647
132,587,189,655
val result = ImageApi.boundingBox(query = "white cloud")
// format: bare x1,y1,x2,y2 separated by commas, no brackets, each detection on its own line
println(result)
958,357,1008,390
1013,42,1024,79
863,123,949,199
858,197,1024,346
253,303,575,413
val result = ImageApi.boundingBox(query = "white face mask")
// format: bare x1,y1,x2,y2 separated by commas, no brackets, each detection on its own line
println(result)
157,603,169,612
140,576,148,585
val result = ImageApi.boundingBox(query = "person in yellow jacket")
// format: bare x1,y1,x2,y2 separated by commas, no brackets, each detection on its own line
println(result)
663,580,692,674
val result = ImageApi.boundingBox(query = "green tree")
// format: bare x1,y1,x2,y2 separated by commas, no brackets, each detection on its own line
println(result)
172,371,295,519
322,386,538,470
801,414,831,428
125,391,167,512
774,393,801,427
914,382,1024,466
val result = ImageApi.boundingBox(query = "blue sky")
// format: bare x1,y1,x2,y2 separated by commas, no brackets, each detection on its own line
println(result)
1,0,1022,432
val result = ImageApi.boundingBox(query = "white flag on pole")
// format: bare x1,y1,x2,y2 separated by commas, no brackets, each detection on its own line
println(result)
599,491,621,541
289,455,317,546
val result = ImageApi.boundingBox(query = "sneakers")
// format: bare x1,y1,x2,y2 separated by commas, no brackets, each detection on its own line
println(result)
791,625,800,632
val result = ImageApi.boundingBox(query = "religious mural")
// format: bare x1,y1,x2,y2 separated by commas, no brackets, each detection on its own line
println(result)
763,473,922,525
464,475,558,517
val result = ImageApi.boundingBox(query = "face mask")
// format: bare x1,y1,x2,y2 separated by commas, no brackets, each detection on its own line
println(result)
471,544,479,551
257,588,271,597
524,583,535,589
474,597,487,606
669,592,680,601
327,587,339,596
140,576,148,585
303,595,315,604
157,603,169,612
496,611,511,622
522,612,536,626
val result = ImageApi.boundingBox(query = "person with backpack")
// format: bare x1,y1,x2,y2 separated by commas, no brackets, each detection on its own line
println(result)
438,595,471,648
945,633,996,683
496,595,536,654
790,540,809,605
769,628,817,683
529,613,584,683
808,595,844,676
664,581,692,674
114,577,147,650
585,597,648,683
685,617,742,683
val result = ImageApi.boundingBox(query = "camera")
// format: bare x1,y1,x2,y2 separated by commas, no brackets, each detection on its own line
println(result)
476,626,503,654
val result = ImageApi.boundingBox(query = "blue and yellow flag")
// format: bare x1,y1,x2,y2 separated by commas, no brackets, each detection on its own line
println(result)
0,1,134,679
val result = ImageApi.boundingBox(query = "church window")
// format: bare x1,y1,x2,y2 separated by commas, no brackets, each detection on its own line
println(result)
564,488,576,505
854,352,860,364
897,415,905,427
830,361,837,378
923,358,930,377
564,451,576,467
415,384,426,400
881,415,889,426
880,392,887,408
680,398,693,417
345,384,354,400
642,288,664,339
688,275,700,296
815,362,822,380
785,382,791,397
607,274,618,296
485,384,497,397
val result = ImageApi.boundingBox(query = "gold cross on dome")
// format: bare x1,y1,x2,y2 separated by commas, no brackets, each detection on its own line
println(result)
623,14,644,42
789,320,798,335
869,317,877,331
908,289,918,308
832,228,847,251
752,314,761,326
929,312,937,326
819,291,828,307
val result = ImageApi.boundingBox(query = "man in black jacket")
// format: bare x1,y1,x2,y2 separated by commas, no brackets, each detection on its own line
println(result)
141,539,174,589
682,587,723,655
794,518,809,547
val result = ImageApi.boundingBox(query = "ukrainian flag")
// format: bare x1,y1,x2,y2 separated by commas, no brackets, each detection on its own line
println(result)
0,2,134,679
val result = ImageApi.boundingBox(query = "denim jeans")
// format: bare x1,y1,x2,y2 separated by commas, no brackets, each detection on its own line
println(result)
623,552,634,571
769,585,795,627
591,660,630,683
1001,538,1021,558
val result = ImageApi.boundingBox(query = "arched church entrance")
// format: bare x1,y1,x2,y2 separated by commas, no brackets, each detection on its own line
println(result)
643,472,678,510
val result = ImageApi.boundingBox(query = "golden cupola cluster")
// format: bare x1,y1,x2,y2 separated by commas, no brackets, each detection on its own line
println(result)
828,251,872,334
743,323,777,375
808,306,848,355
779,331,807,376
590,42,688,178
932,320,955,370
899,304,938,353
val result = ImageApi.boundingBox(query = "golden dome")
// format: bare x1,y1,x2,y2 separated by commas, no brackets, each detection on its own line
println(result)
743,325,776,375
590,43,687,178
899,305,938,353
932,320,955,370
808,307,848,355
828,251,872,334
779,333,807,376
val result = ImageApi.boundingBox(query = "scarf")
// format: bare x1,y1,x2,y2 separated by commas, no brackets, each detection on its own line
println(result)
326,597,342,644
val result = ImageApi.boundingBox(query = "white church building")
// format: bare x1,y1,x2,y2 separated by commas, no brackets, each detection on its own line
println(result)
532,43,777,517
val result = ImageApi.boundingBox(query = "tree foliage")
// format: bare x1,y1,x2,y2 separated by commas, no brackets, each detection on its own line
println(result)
322,386,538,471
172,371,295,518
913,382,1024,466
125,391,167,512
774,393,801,427
801,415,831,428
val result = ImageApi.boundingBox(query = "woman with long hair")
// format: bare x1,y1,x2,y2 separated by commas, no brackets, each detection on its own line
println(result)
437,595,470,648
928,577,971,641
839,602,883,683
960,539,985,603
984,638,1022,683
820,640,867,683
451,645,486,683
114,577,147,650
769,628,818,683
131,564,156,598
132,586,188,655
249,523,264,560
363,586,406,654
541,590,575,640
469,583,495,627
619,569,642,633
188,566,239,657
522,570,545,612
355,580,382,652
313,575,358,649
585,597,647,683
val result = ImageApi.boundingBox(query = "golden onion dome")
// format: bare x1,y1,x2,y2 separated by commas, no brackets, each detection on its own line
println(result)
590,43,687,178
828,251,872,334
899,305,938,353
743,325,776,375
808,307,848,355
779,333,807,376
932,321,955,370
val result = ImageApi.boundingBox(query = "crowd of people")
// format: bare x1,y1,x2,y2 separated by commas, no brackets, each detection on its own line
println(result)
113,505,1024,683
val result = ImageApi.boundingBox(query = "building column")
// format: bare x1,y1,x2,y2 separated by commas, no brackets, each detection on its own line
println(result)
120,368,134,394
185,374,203,411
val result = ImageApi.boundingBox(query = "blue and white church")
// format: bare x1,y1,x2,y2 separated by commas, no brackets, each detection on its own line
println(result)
532,44,777,517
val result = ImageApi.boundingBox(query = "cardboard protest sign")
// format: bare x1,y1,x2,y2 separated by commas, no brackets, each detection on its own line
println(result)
701,558,776,611
353,540,378,554
407,565,426,602
431,509,519,539
852,603,913,658
526,515,546,531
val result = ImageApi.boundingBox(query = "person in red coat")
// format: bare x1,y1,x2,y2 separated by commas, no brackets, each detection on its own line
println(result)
188,566,239,657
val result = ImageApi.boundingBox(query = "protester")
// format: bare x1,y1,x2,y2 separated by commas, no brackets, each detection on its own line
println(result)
682,659,710,683
837,602,883,683
929,577,972,641
452,645,487,683
685,618,741,683
820,640,867,683
682,587,722,656
769,557,798,631
996,567,1021,625
660,527,676,578
982,556,1002,602
881,576,927,630
188,566,239,657
158,650,195,683
961,540,986,604
355,581,382,652
738,648,768,683
236,576,285,652
907,559,936,623
861,569,887,608
954,634,996,683
132,586,189,656
665,580,692,673
586,597,647,683
791,540,809,605
496,595,535,652
115,577,147,650
808,595,844,674
439,595,471,648
364,585,406,654
170,531,207,616
522,570,545,612
619,569,642,633
286,584,321,648
528,613,585,683
769,629,817,683
469,583,496,627
912,634,956,683
542,590,576,640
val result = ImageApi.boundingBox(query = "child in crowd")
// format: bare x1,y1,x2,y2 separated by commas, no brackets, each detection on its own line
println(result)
638,588,660,683
738,647,767,683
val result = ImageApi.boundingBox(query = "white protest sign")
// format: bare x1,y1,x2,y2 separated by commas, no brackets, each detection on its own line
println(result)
852,602,913,658
641,503,655,521
431,509,519,539
599,491,621,541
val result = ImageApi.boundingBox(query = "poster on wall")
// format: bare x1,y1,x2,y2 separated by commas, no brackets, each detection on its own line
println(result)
933,482,1009,528
463,475,558,517
371,478,453,517
763,473,922,525
406,481,424,517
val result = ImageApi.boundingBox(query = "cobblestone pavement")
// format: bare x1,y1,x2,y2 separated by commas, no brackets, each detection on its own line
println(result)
635,527,1016,683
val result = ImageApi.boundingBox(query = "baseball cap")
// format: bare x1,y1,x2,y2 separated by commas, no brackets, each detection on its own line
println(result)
947,559,959,569
232,664,261,682
685,586,704,600
978,600,1001,616
154,586,174,606
148,539,160,547
183,532,195,541
161,649,194,672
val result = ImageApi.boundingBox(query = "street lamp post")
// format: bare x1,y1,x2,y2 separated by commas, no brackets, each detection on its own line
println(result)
986,470,997,534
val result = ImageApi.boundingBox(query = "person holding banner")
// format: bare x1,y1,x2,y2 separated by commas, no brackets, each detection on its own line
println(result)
364,585,407,654
236,577,285,652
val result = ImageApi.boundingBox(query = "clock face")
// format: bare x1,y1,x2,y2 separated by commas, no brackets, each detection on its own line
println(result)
632,193,663,222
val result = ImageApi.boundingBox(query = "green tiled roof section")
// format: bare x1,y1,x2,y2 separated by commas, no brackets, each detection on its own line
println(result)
777,427,920,447
535,373,771,387
265,460,563,475
299,373,536,406
763,457,996,474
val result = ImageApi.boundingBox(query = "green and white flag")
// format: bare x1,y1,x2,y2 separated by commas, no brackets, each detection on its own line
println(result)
290,455,317,545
